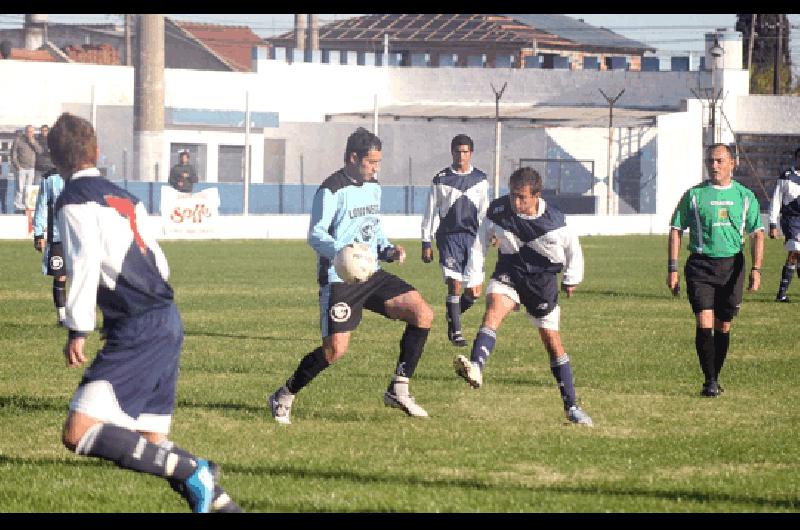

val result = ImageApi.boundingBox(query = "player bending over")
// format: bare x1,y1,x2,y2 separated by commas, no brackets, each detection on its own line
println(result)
453,167,593,426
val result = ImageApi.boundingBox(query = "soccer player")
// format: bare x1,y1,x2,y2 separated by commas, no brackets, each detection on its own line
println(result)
421,134,489,346
32,167,67,326
768,147,800,302
667,143,764,397
49,113,240,513
268,127,434,424
452,167,593,426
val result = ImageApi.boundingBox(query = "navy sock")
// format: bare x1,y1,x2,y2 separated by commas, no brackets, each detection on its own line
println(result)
396,324,429,377
695,328,715,382
286,347,329,394
77,423,197,481
53,277,66,309
459,293,476,314
162,441,227,505
778,264,795,299
714,330,730,380
550,355,577,410
470,327,496,370
446,295,461,334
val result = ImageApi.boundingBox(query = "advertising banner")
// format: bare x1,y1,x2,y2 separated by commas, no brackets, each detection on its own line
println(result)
160,186,220,237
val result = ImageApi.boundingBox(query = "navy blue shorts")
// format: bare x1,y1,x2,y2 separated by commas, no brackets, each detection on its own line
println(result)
69,303,183,434
436,232,477,283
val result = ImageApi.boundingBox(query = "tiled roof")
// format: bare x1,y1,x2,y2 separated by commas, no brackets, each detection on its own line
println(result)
173,21,265,72
504,14,654,52
7,48,58,62
63,43,120,65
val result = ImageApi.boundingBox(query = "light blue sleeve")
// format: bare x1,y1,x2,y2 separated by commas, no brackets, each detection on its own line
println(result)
32,177,48,237
308,187,339,260
375,185,393,256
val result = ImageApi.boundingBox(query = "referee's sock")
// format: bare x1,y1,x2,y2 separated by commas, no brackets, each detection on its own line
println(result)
470,326,496,370
286,347,329,394
713,330,730,380
695,327,716,382
777,264,795,299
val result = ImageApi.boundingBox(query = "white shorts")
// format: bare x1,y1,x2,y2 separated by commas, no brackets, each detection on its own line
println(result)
487,279,560,330
69,380,173,434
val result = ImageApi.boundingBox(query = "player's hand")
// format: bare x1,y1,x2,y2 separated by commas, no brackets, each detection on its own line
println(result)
769,227,779,239
561,283,576,298
421,246,433,263
667,271,680,297
64,336,87,368
393,245,407,264
748,270,761,292
34,237,44,252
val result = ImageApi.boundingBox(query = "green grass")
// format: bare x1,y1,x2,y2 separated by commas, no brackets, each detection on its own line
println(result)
0,236,798,512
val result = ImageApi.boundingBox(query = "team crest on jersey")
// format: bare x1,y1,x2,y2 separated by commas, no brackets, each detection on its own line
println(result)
330,302,351,323
498,273,511,284
718,208,729,220
446,256,457,269
50,255,64,271
360,221,376,242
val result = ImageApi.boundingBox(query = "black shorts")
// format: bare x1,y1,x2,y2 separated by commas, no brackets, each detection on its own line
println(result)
320,269,415,337
685,252,745,321
46,242,66,276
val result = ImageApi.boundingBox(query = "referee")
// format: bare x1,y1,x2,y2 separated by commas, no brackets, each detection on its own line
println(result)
667,143,765,397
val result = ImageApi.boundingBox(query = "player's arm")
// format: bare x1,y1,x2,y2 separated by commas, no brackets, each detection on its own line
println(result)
420,183,438,263
667,228,682,296
561,228,584,297
307,187,340,260
32,178,48,251
58,204,102,367
768,176,783,238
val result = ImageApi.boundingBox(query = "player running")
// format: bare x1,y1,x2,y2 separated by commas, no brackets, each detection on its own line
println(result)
421,134,489,346
452,167,593,426
769,146,800,302
268,127,434,424
32,167,67,326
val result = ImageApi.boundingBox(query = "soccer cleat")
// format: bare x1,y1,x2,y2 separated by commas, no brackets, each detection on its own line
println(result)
566,405,593,426
268,387,294,425
776,295,791,303
383,390,429,417
211,491,244,513
183,459,215,513
701,380,721,397
448,329,468,347
453,354,482,388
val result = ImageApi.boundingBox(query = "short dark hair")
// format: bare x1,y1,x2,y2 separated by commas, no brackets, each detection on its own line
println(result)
706,143,735,159
451,134,474,152
344,127,381,163
48,113,97,178
509,167,543,195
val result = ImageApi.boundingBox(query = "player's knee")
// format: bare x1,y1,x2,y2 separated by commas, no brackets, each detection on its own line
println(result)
61,423,81,452
415,302,434,328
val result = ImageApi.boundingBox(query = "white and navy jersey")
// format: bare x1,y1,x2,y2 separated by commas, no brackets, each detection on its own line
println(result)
769,167,800,226
465,196,583,286
421,165,489,243
33,171,65,245
309,168,394,286
56,168,173,335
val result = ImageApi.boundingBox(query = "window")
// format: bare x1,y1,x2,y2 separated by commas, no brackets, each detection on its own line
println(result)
169,143,206,182
218,145,245,183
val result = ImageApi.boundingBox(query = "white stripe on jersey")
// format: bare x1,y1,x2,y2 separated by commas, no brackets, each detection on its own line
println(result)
769,168,800,225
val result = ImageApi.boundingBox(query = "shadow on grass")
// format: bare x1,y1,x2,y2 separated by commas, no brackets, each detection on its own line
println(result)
184,330,316,342
0,395,67,412
577,289,677,301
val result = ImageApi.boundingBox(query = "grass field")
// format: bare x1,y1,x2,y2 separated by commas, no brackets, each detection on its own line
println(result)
0,235,798,513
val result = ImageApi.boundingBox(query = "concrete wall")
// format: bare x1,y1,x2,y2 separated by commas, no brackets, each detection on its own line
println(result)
735,95,800,134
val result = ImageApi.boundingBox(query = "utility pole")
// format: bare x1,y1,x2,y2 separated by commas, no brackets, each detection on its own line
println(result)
133,14,165,182
747,13,756,71
491,81,507,199
774,17,783,95
244,90,251,216
599,88,624,216
124,14,132,66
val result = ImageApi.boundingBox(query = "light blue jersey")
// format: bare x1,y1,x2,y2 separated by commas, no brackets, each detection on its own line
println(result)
33,171,65,244
309,168,394,286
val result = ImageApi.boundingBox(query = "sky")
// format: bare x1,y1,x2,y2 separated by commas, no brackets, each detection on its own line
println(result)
1,13,798,58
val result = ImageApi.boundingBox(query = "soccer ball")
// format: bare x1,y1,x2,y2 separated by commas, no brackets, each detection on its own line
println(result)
334,243,376,284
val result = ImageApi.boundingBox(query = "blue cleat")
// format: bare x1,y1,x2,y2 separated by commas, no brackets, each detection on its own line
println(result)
184,459,215,513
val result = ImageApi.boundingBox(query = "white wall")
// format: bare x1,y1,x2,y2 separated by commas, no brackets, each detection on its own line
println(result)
735,95,800,134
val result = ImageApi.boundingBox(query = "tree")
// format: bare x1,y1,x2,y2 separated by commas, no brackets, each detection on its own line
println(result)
735,14,792,93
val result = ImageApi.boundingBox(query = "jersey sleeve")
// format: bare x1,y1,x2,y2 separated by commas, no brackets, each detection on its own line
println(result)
745,191,765,234
58,203,102,334
670,190,691,230
769,177,784,227
464,216,494,285
561,227,584,286
307,187,339,260
32,179,48,237
476,179,490,223
420,182,438,243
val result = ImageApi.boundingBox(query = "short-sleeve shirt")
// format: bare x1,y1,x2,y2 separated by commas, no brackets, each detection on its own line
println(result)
670,180,764,257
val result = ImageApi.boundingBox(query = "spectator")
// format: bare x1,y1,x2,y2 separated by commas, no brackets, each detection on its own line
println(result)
35,124,54,181
168,150,198,193
11,125,42,211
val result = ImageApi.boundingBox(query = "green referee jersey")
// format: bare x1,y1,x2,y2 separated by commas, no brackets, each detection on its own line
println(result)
670,180,764,257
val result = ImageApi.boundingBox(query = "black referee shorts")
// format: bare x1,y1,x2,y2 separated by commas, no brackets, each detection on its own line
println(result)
684,252,745,322
319,269,415,337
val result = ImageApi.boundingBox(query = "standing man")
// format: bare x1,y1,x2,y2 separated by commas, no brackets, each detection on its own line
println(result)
453,167,593,426
32,167,66,326
11,124,42,211
169,149,198,193
35,124,54,181
768,147,800,302
268,127,434,424
421,134,488,346
667,143,764,397
49,113,240,513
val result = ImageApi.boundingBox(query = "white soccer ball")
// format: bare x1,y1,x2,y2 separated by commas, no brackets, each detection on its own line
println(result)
334,243,376,284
